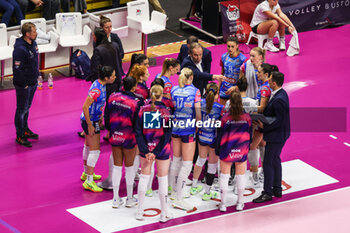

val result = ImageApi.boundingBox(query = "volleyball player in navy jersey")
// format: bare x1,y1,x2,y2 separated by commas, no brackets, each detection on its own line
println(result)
135,84,174,222
190,83,224,201
219,36,247,105
80,66,116,192
216,92,252,211
154,58,180,99
106,76,142,208
169,68,201,211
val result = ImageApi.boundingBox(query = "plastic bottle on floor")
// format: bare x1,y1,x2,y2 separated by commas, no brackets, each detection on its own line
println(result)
48,73,53,89
37,75,43,90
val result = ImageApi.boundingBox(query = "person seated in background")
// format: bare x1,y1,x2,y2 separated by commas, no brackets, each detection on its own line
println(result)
61,0,87,14
149,0,166,15
0,0,24,26
177,35,212,73
16,0,60,20
181,42,223,95
250,0,295,52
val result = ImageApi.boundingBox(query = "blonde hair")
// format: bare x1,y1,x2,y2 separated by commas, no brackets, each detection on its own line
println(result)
150,85,163,111
251,47,266,62
205,83,219,114
129,64,147,83
178,68,193,88
161,58,180,77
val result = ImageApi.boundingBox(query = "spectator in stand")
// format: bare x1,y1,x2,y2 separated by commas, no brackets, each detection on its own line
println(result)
178,36,212,73
61,0,88,14
16,0,60,20
0,0,24,26
149,0,166,15
181,42,223,95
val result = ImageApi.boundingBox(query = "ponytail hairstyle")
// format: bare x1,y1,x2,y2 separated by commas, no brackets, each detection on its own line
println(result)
205,83,219,114
229,92,244,121
99,15,111,27
260,63,279,77
178,68,193,88
127,53,148,76
123,76,137,92
161,58,180,77
129,64,147,83
251,47,266,63
237,76,248,92
98,66,114,81
151,78,165,89
94,27,108,47
150,85,164,111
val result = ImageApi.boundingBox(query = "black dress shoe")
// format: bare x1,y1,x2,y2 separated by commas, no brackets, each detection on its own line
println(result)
253,193,272,203
273,190,282,198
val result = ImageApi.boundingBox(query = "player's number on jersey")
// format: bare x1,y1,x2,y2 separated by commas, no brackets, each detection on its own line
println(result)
176,97,184,108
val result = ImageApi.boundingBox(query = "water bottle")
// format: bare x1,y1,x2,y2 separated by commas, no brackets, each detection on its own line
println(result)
48,73,53,89
37,75,43,90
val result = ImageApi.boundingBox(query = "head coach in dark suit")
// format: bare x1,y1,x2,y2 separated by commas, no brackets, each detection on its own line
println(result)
181,42,223,95
253,71,290,203
177,36,212,73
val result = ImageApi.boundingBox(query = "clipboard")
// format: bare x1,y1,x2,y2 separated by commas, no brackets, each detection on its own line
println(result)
250,114,276,125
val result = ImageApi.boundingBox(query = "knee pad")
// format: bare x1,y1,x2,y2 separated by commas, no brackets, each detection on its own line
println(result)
195,157,207,167
207,163,217,174
82,144,89,161
248,149,259,167
86,150,100,167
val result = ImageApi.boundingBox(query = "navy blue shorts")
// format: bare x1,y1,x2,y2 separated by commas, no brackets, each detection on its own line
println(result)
81,120,100,135
199,140,216,149
172,133,196,143
252,23,260,33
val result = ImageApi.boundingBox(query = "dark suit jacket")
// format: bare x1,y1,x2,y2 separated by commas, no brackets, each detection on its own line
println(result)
263,88,291,143
181,56,213,95
177,44,212,73
89,43,122,92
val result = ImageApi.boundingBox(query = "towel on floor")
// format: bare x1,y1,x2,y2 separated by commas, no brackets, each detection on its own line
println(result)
287,30,300,56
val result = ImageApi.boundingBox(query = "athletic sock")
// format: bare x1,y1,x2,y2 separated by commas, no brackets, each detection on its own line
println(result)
112,165,122,200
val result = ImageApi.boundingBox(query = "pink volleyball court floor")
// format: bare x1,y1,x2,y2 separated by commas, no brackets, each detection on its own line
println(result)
0,25,349,233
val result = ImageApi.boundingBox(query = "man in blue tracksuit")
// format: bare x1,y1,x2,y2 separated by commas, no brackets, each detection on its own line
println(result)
13,22,39,147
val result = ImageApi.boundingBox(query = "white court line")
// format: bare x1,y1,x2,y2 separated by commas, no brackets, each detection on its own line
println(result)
329,135,338,139
148,186,350,233
344,142,350,147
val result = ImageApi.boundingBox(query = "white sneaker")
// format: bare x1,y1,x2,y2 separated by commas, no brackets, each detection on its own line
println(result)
236,202,244,211
279,39,286,50
264,41,279,52
135,210,144,220
125,197,138,208
259,170,264,183
219,203,227,212
159,212,174,223
172,199,195,211
112,198,124,208
185,177,192,186
97,179,113,190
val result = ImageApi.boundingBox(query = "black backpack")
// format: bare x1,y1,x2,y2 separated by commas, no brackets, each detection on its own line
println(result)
71,49,91,80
